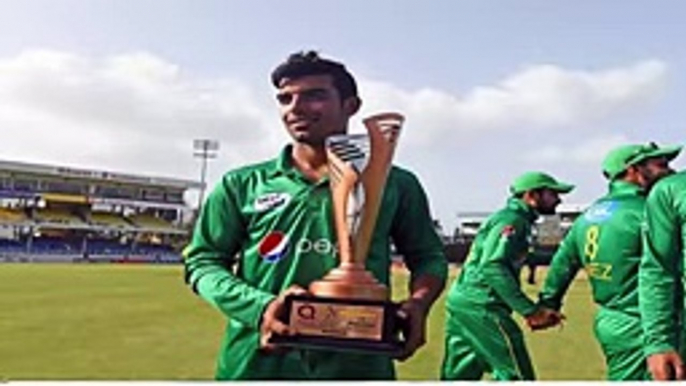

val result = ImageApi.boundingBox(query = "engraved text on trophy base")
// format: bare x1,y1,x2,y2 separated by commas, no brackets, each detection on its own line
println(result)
290,299,385,341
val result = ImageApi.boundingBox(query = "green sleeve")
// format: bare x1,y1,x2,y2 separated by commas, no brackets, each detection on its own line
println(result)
639,184,681,355
539,224,582,310
183,175,276,330
481,219,538,316
391,170,448,283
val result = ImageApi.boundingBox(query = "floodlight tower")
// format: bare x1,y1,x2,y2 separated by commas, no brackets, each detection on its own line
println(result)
193,139,219,212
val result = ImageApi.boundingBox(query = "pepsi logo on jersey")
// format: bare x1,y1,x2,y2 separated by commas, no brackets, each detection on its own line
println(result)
258,231,290,262
258,232,338,263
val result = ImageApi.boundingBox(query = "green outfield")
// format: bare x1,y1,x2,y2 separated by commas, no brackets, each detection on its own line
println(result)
0,264,604,380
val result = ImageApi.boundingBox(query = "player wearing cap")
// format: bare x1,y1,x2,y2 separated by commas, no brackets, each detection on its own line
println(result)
182,51,447,380
441,171,573,380
640,151,686,380
538,142,681,380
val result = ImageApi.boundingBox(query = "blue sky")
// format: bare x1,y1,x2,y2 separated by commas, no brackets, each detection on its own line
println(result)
0,0,684,231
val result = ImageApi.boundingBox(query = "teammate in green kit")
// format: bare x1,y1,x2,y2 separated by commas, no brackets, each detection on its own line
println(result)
640,159,686,380
183,51,447,380
441,171,572,381
537,142,681,380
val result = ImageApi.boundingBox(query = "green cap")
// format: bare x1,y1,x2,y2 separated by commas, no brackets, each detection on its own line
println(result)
510,171,575,195
602,142,682,180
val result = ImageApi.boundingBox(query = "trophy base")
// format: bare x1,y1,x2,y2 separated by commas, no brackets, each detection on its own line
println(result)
268,294,406,356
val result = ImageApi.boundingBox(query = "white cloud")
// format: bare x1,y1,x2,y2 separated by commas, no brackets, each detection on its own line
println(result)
0,49,281,184
358,60,668,146
523,133,631,164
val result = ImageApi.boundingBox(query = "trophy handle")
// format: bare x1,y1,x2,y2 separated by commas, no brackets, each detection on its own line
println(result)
353,113,404,265
326,112,404,267
326,149,359,265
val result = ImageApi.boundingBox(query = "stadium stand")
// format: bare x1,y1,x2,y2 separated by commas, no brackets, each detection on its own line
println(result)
0,159,201,263
89,211,134,230
0,207,29,224
33,208,87,227
128,213,181,232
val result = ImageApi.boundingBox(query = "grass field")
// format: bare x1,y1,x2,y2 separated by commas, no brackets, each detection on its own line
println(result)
0,263,605,380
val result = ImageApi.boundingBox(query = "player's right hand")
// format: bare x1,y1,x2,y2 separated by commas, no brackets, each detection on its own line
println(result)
258,285,308,353
647,351,685,380
525,307,565,331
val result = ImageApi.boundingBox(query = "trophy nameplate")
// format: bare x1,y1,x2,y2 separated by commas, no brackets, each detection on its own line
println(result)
270,113,407,355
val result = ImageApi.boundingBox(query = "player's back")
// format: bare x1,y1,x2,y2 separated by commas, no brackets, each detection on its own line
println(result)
570,182,645,314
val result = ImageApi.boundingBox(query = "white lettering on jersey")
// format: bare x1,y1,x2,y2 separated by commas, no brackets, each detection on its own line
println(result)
254,192,292,212
296,238,338,256
584,201,616,223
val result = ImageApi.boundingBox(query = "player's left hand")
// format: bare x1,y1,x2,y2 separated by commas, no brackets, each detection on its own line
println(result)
395,298,429,361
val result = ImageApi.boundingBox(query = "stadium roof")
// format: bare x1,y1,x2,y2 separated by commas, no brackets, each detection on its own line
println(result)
455,203,588,221
0,158,202,190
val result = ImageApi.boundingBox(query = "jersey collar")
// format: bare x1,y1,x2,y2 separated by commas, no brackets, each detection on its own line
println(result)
506,197,538,222
271,145,293,177
607,180,645,197
271,145,329,186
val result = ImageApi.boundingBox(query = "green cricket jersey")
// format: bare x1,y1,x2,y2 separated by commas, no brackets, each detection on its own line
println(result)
640,171,686,357
446,198,538,317
540,181,645,315
183,145,447,380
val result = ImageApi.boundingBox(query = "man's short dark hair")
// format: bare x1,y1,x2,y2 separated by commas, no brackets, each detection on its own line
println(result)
271,51,359,101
